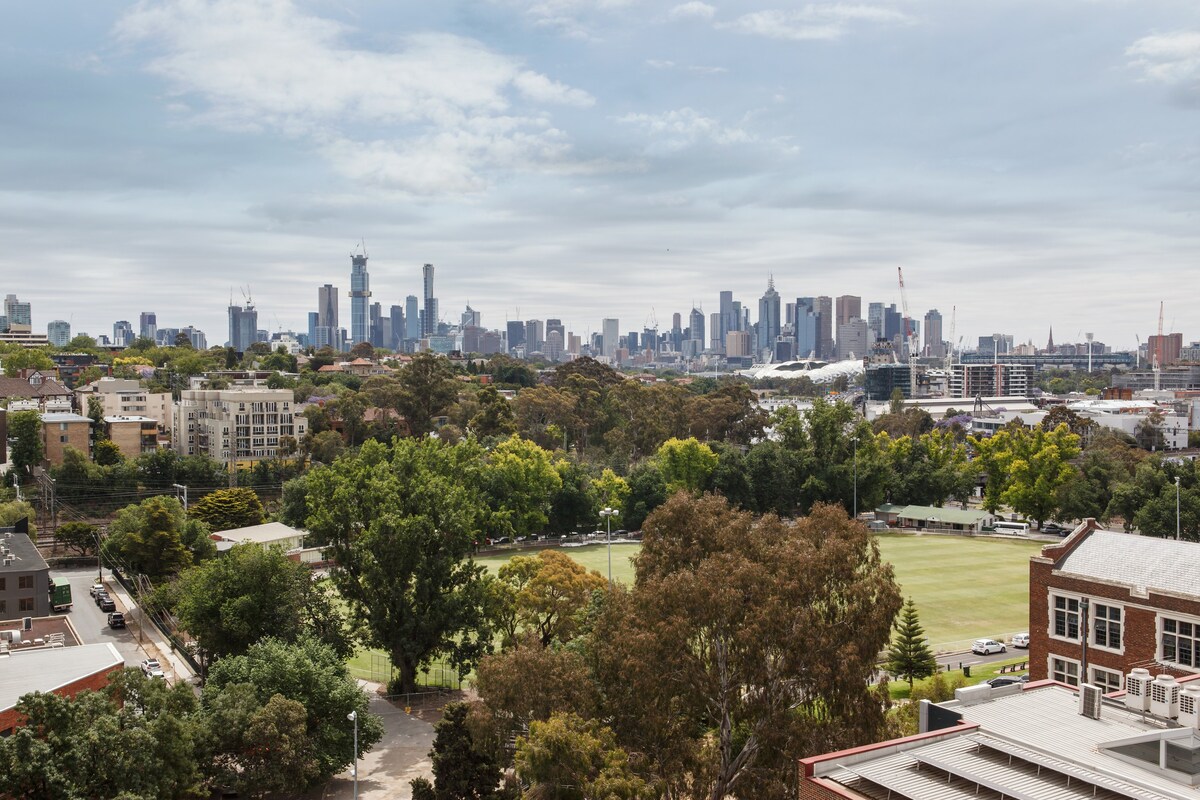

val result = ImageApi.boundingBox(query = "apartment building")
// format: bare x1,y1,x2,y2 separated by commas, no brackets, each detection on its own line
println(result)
948,363,1033,398
104,416,160,459
75,377,172,432
172,388,307,467
40,412,91,465
0,530,50,618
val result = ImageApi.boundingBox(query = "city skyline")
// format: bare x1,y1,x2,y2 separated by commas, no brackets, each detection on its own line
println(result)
4,2,1200,349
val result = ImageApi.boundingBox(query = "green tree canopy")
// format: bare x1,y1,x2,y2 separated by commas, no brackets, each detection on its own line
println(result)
102,496,214,581
396,353,460,437
7,410,43,478
884,598,939,688
188,487,266,532
653,437,718,494
410,702,506,800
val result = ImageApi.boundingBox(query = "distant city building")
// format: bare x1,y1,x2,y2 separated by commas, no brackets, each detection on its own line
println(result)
758,278,781,359
924,308,945,358
112,320,133,348
138,312,156,342
3,294,31,333
602,318,620,358
567,332,581,356
525,319,544,352
546,329,564,362
726,330,751,358
462,305,481,329
350,254,371,345
506,320,525,353
46,320,70,347
867,302,884,341
688,307,705,352
816,296,834,360
405,295,420,341
180,325,207,350
422,263,437,336
1148,332,1183,366
836,318,870,361
369,302,384,348
949,363,1032,398
389,305,404,350
835,294,861,327
227,301,257,352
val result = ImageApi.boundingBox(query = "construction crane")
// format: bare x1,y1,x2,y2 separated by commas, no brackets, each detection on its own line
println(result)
1154,301,1164,393
897,268,917,398
644,307,659,355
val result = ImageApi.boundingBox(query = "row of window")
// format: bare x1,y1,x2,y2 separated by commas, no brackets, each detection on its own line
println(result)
1050,657,1123,691
1052,593,1200,671
0,576,34,591
0,598,37,614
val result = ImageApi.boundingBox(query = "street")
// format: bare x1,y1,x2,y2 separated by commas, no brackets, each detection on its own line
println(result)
57,566,155,669
944,645,1031,673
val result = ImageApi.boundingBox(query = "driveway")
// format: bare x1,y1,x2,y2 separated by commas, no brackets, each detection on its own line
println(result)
316,684,435,800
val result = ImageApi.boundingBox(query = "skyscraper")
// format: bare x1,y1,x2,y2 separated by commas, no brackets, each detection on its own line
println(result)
3,294,31,332
757,277,781,358
835,295,861,327
795,298,818,359
422,264,437,336
525,319,544,352
867,302,884,341
719,290,736,346
405,295,420,341
816,296,834,360
602,318,620,358
546,318,564,342
113,320,134,348
227,301,257,351
139,312,157,342
462,305,481,328
369,302,384,347
47,320,71,347
390,305,405,349
688,307,705,348
506,320,526,353
924,308,945,358
350,254,371,344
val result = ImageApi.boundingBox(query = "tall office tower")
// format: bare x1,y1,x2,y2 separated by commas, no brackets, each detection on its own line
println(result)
924,309,944,358
867,302,884,341
545,318,564,342
719,290,736,345
378,319,392,351
784,302,796,327
688,307,705,346
758,278,781,358
390,305,404,349
113,320,134,347
836,295,861,327
602,318,620,358
226,299,257,351
181,326,207,349
307,312,320,346
422,263,437,336
3,294,31,332
506,320,526,353
546,329,565,362
815,296,833,359
626,331,638,351
836,318,870,360
405,295,420,340
726,330,751,357
884,304,903,341
671,312,683,352
525,319,544,352
369,302,384,347
318,284,338,329
350,254,371,344
139,312,157,342
47,320,71,347
567,332,581,355
462,305,481,328
709,312,721,352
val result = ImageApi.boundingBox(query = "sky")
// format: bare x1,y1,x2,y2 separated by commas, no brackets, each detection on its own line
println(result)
2,0,1199,351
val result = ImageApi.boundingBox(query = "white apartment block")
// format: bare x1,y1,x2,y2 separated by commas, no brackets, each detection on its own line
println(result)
172,388,307,466
948,363,1033,399
76,378,172,432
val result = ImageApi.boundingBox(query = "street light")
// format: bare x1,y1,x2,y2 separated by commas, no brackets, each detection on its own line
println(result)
347,710,358,800
1176,476,1182,541
599,507,618,587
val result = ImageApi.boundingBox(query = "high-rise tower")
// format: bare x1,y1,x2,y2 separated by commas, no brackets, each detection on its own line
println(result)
422,263,437,336
757,277,781,358
350,252,371,345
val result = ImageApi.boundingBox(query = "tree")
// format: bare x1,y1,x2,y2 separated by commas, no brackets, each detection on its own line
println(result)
94,439,124,466
1,348,54,376
507,550,606,647
476,640,598,740
981,424,1082,527
653,437,718,494
308,429,346,464
396,353,460,437
304,438,492,693
593,495,902,800
623,463,666,530
188,487,266,532
884,599,938,689
102,496,214,581
410,702,505,800
54,521,98,557
203,637,383,786
514,712,653,800
470,385,518,438
480,435,562,542
7,410,43,478
546,460,596,535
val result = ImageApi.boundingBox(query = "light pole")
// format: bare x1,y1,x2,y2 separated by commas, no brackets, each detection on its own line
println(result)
852,432,859,519
1176,476,1182,541
347,710,358,800
599,507,617,586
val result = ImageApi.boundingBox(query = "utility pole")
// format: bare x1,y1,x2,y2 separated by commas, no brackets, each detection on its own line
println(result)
172,483,189,512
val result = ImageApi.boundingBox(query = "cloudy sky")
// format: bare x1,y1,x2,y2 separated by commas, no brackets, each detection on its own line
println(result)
3,0,1199,350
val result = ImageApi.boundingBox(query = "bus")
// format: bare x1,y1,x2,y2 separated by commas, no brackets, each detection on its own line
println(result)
991,520,1030,535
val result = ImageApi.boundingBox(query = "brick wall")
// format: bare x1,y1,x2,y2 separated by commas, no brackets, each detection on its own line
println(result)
0,665,116,734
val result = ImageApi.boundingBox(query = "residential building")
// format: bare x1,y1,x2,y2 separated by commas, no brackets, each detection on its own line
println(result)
104,416,159,458
0,376,72,412
0,530,50,618
227,301,257,352
1148,332,1184,367
46,320,70,347
210,522,306,553
758,278,781,359
1031,522,1200,690
924,308,945,358
836,318,870,361
112,320,134,348
835,294,861,327
75,377,171,432
422,263,437,336
350,254,371,345
49,353,105,389
40,412,91,465
602,318,620,359
2,295,31,333
948,363,1033,398
172,387,307,467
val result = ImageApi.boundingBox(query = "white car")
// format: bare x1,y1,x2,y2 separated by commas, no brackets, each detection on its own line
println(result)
972,638,1007,655
140,659,165,679
1012,633,1030,649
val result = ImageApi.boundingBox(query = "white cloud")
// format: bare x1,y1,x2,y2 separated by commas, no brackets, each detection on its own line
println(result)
617,107,752,149
1126,31,1200,84
722,4,911,42
115,0,593,194
645,58,727,74
669,2,716,21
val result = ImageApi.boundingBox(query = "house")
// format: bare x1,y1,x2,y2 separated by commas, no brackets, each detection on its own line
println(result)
0,375,73,413
210,522,306,553
39,412,91,465
799,677,1200,799
0,530,51,618
1029,520,1200,692
891,505,996,533
0,643,124,735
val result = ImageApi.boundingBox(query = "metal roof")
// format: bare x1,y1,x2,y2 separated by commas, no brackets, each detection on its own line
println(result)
895,505,994,525
0,643,123,712
1055,530,1200,597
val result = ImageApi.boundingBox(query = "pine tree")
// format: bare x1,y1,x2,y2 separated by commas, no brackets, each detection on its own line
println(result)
885,598,939,689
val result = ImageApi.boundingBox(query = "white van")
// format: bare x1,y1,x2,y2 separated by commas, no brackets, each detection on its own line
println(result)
992,520,1030,535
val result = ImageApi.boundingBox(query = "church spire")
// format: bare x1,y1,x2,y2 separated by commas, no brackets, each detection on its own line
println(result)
1046,326,1054,352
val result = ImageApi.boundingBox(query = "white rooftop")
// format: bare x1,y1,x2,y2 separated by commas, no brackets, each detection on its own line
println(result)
0,643,123,711
211,521,305,546
1056,530,1200,598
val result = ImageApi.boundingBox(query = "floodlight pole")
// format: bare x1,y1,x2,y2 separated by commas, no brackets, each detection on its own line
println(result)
600,507,618,587
347,710,358,800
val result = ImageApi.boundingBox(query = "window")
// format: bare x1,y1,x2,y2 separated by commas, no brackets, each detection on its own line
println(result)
0,578,5,591
0,600,6,615
18,598,34,612
1162,617,1200,668
1090,667,1122,692
1052,657,1080,687
1053,595,1080,639
17,576,33,590
60,435,68,443
1093,603,1122,650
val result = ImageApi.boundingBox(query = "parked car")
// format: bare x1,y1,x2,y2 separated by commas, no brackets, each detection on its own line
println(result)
107,612,126,629
89,580,104,597
1042,523,1069,535
94,593,110,608
987,674,1029,688
972,638,1007,655
494,537,513,545
141,659,165,679
98,597,116,613
1012,633,1030,649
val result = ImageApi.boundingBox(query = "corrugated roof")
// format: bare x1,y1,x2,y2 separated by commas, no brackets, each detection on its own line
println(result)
1056,530,1200,597
0,643,123,712
211,521,305,546
896,505,994,525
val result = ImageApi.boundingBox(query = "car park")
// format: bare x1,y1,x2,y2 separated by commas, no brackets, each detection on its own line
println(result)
107,612,126,629
98,597,116,613
986,674,1029,688
972,638,1007,655
141,659,165,679
1012,633,1030,649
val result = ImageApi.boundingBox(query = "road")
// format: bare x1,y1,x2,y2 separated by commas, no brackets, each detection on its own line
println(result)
940,646,1031,673
57,566,155,669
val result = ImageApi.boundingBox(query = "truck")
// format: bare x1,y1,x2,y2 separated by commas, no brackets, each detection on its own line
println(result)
50,577,73,612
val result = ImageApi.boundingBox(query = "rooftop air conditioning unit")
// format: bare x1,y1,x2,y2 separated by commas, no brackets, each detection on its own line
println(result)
1079,684,1103,719
1151,674,1181,719
1126,668,1153,712
1180,685,1200,729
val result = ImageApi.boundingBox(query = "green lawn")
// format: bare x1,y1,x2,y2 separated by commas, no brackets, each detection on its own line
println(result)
474,543,641,586
889,654,1032,700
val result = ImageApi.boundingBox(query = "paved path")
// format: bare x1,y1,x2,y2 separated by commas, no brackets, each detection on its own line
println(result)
315,683,435,800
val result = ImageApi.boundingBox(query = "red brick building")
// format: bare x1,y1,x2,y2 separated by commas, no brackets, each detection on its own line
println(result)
0,642,124,733
1029,519,1200,693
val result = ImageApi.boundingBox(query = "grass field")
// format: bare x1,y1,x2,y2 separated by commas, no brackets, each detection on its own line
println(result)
346,533,1043,682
